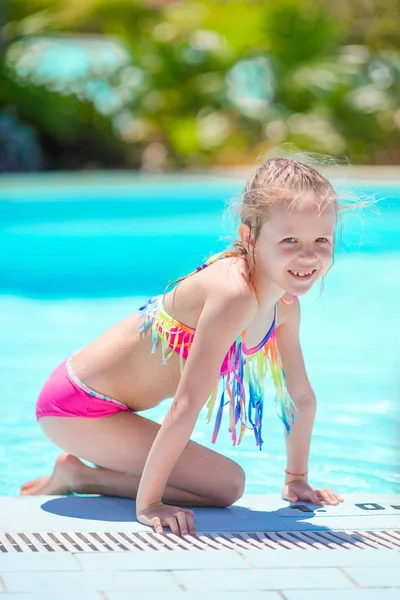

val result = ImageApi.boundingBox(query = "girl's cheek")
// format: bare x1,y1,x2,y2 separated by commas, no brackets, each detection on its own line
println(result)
321,247,334,262
275,246,291,256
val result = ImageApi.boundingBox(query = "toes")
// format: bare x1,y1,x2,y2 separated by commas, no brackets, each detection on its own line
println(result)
20,477,51,496
20,488,37,496
20,481,37,495
20,486,37,496
20,480,34,490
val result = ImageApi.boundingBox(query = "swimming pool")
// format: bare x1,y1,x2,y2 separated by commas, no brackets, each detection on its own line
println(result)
1,175,399,497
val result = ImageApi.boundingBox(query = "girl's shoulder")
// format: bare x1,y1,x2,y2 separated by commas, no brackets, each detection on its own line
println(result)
163,253,253,332
202,253,255,304
201,256,256,333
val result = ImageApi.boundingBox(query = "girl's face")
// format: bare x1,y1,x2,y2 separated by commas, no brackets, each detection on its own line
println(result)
253,200,337,296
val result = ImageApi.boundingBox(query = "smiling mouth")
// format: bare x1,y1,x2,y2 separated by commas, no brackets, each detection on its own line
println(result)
288,269,317,281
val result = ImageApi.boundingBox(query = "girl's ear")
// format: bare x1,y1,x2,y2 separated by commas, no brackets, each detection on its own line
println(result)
239,223,255,254
239,223,251,252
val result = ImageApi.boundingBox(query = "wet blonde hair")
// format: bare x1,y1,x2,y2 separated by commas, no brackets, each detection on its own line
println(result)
165,153,376,299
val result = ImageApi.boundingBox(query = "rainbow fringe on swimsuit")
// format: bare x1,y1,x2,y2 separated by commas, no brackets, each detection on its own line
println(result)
202,331,297,450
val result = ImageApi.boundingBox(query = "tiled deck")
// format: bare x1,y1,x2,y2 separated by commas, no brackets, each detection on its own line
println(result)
0,493,399,598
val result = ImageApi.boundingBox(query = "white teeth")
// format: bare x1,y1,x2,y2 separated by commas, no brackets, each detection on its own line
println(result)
290,270,314,277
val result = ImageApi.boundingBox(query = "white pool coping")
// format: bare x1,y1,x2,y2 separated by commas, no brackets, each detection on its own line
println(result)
1,493,400,598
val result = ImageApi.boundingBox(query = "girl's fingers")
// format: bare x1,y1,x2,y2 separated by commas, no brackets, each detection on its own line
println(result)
167,516,180,536
318,489,339,505
312,495,324,505
175,511,190,536
325,491,339,504
152,517,163,534
185,513,196,536
283,485,343,506
328,489,344,503
182,508,195,516
181,508,196,533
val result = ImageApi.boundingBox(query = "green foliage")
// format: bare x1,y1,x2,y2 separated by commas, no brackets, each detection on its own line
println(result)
1,0,400,169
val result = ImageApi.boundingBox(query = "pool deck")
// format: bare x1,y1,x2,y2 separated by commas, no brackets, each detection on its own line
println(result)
1,493,399,598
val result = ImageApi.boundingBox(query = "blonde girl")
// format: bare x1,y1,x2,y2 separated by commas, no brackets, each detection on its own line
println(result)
22,157,345,536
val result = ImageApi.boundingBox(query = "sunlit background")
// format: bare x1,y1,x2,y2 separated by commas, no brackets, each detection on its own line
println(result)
1,0,400,171
0,1,399,497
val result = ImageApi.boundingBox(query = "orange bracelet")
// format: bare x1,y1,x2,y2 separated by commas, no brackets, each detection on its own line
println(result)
285,469,308,477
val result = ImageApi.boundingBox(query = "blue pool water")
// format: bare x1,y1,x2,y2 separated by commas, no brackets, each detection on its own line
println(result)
1,175,399,497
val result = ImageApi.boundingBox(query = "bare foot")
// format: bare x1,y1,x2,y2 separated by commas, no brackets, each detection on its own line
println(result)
20,476,52,495
20,453,85,496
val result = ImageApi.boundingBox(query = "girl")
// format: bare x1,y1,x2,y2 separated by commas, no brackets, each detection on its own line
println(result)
22,157,344,537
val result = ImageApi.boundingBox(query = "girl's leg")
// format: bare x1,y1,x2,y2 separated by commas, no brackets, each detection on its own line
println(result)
22,411,245,508
21,453,222,506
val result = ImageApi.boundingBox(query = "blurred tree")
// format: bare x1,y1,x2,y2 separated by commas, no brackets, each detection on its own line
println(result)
0,0,399,170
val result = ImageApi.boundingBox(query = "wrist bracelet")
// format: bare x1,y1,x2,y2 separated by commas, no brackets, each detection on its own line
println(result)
285,469,308,477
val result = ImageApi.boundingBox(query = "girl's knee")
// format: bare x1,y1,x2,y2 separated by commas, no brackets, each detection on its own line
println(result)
215,465,246,507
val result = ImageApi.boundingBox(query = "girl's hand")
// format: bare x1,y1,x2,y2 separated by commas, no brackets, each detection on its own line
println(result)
136,501,196,536
282,481,344,506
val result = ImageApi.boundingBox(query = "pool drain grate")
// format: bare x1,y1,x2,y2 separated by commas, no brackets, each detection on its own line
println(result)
1,530,400,552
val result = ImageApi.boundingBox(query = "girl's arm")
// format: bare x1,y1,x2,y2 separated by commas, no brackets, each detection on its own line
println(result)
136,285,254,514
275,299,316,484
276,299,344,506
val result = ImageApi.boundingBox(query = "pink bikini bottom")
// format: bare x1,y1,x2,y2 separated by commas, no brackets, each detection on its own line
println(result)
35,357,132,421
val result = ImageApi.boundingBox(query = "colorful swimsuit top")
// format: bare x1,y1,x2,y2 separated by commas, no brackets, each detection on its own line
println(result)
138,252,297,450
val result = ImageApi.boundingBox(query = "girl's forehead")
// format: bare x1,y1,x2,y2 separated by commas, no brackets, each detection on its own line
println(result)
267,201,336,231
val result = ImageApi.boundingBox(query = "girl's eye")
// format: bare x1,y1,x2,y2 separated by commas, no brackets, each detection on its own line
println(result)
282,238,330,243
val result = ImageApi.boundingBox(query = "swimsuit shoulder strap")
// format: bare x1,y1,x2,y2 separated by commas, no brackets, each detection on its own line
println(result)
207,251,227,263
201,251,227,268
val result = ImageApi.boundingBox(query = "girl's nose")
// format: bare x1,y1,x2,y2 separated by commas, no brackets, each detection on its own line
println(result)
298,248,318,261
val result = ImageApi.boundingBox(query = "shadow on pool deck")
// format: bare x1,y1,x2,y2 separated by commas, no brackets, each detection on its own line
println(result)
40,495,320,529
1,493,399,534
